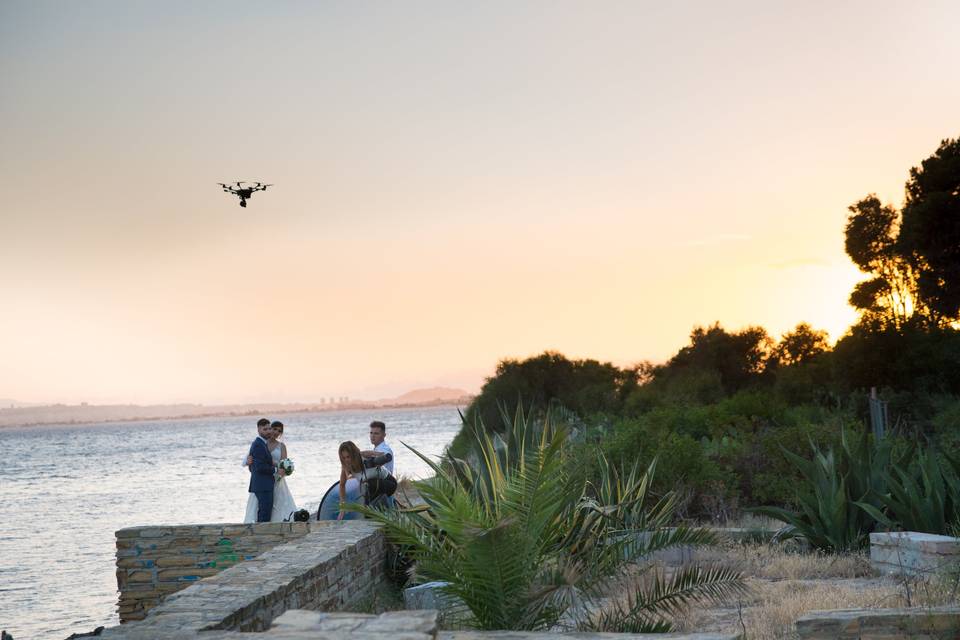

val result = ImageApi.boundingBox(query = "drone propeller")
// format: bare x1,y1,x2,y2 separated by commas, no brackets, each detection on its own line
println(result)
218,181,272,205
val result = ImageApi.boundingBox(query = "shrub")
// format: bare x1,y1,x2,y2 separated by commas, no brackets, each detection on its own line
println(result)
749,429,907,552
858,447,960,535
359,407,747,632
603,415,735,518
462,352,637,435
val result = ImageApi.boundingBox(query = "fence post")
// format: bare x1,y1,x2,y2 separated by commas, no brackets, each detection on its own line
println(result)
869,387,888,440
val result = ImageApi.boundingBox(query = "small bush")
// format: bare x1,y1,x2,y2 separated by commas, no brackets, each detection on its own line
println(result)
603,416,735,518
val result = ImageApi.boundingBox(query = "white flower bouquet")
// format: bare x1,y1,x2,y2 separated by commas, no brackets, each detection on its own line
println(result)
278,458,294,477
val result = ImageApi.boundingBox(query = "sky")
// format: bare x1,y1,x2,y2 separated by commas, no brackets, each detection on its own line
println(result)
1,1,958,405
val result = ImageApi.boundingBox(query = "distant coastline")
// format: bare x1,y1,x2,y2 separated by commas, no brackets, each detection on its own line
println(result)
0,387,473,429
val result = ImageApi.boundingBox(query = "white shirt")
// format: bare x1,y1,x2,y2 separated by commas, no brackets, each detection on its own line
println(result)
374,441,395,474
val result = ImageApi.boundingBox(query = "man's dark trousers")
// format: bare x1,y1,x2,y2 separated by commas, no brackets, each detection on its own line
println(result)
248,437,276,523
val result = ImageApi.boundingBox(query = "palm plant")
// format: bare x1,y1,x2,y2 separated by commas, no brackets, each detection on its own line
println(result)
353,404,746,631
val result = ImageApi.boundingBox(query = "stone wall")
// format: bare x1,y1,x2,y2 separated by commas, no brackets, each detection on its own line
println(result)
795,605,960,639
104,521,387,638
115,521,336,622
870,531,960,578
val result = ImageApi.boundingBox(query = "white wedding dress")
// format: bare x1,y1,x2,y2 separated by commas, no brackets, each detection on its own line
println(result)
243,445,299,523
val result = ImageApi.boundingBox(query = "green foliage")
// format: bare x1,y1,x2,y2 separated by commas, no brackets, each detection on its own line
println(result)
583,564,749,633
623,367,725,413
857,448,960,535
455,352,638,457
602,413,734,517
931,396,960,456
831,324,960,394
746,418,843,506
662,323,773,394
771,323,830,367
354,407,746,631
844,195,919,329
771,353,835,405
900,136,960,320
604,390,850,515
750,429,908,552
843,136,960,328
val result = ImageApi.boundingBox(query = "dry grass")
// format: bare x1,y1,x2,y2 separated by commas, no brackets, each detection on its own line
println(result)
696,541,876,580
673,578,904,639
601,541,960,640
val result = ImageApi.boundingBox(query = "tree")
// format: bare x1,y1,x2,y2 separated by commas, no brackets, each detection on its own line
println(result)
844,195,920,329
663,323,773,394
899,137,960,322
771,322,829,367
463,352,637,432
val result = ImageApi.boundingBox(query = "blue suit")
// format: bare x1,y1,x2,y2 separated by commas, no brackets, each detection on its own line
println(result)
248,436,275,522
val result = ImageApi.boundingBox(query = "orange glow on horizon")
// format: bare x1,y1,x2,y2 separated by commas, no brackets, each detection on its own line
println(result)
1,3,957,404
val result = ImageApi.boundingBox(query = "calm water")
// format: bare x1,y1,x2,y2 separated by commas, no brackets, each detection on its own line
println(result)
0,405,463,640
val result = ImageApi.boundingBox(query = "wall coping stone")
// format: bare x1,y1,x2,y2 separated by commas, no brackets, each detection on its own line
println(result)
795,605,960,639
437,633,738,639
102,521,387,638
870,531,960,555
870,531,960,578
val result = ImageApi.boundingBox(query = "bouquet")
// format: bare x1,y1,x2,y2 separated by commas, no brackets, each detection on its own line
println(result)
278,458,294,478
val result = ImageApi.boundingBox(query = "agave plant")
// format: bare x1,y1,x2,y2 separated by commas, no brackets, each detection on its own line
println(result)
353,404,746,631
750,428,908,552
857,447,960,535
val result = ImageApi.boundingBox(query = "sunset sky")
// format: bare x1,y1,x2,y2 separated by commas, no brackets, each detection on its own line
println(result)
2,1,958,405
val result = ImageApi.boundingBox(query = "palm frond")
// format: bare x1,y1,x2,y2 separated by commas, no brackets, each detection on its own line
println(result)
584,563,748,633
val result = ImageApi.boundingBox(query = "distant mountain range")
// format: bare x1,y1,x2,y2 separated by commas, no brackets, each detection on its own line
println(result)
0,387,474,428
377,387,472,406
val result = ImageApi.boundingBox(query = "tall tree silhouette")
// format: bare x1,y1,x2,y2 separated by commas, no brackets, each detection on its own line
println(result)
844,195,920,329
771,322,829,367
844,136,960,329
665,323,772,393
899,137,960,322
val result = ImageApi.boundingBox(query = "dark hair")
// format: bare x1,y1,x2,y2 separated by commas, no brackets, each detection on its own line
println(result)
257,418,270,427
271,420,284,433
370,420,386,433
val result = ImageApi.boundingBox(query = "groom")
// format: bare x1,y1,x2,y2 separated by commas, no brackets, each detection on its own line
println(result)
248,417,277,523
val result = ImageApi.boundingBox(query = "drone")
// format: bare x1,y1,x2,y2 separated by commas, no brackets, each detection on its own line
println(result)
218,181,273,207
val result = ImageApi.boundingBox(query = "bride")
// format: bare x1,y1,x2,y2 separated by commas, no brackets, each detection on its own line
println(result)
244,420,299,522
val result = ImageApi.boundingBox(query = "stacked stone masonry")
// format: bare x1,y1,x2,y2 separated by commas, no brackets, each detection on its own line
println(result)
870,531,960,578
795,605,960,639
106,521,387,637
437,633,736,640
115,521,340,621
106,522,960,639
105,517,740,640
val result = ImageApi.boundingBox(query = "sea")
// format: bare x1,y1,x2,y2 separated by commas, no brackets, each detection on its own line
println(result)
0,405,463,640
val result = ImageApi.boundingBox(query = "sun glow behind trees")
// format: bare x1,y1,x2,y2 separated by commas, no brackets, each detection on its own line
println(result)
1,3,958,404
